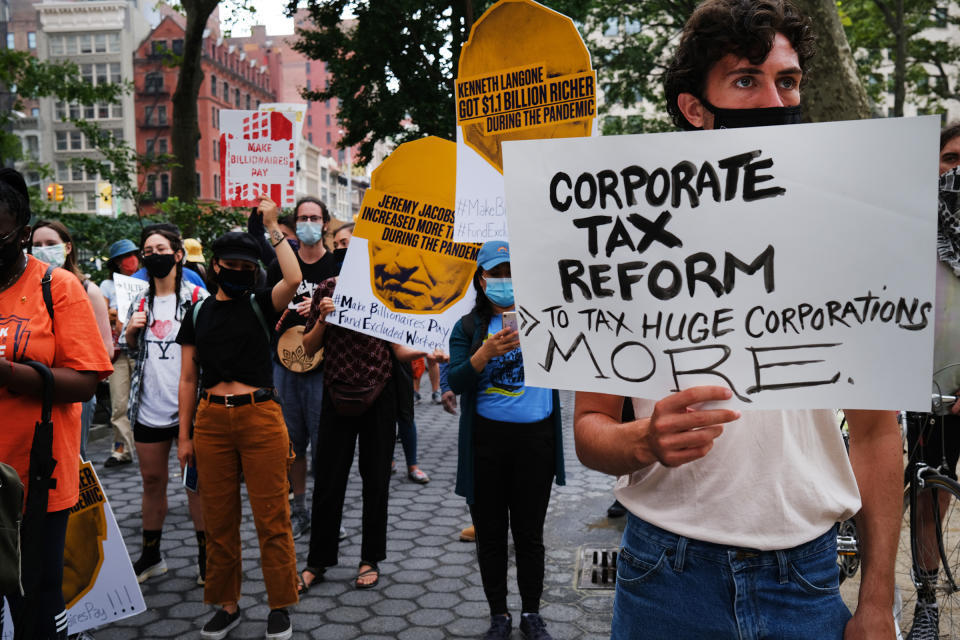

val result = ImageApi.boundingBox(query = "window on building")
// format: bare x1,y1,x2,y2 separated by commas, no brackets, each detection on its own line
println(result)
24,135,39,160
145,72,163,93
212,106,218,129
245,94,250,109
160,174,170,199
57,162,69,182
214,175,220,199
95,63,108,85
306,79,311,91
69,103,81,119
326,131,331,144
308,133,313,143
49,36,64,56
84,104,96,119
30,107,39,117
80,35,93,54
113,128,123,141
234,88,240,107
307,114,312,126
72,165,84,182
94,34,106,53
306,61,311,74
98,103,109,119
81,64,93,85
147,174,156,198
210,74,217,96
158,106,167,125
87,193,98,211
56,131,68,151
145,105,154,125
158,139,168,154
325,114,330,126
152,40,167,56
110,63,121,83
112,103,123,118
65,35,77,55
223,82,229,100
70,131,83,150
146,139,155,156
213,139,219,161
108,33,120,52
27,32,36,50
172,39,184,55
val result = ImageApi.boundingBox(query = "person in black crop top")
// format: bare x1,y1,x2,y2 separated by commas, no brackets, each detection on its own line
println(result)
176,196,302,640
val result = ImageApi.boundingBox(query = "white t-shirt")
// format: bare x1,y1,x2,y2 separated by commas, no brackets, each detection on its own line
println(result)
100,278,116,310
137,294,181,428
615,400,862,550
933,260,960,406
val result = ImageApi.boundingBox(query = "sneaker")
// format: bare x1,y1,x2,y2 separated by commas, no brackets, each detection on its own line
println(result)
413,391,422,404
459,525,476,542
431,390,442,404
291,510,311,540
103,454,132,468
907,600,939,640
520,613,553,640
482,614,512,640
133,555,167,583
265,608,292,640
201,608,241,640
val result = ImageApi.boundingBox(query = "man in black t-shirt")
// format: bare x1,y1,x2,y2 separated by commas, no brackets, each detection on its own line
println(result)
267,197,338,539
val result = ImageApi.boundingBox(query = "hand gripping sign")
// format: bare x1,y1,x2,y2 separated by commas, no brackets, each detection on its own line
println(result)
453,0,596,243
502,116,940,411
220,110,297,208
330,137,478,351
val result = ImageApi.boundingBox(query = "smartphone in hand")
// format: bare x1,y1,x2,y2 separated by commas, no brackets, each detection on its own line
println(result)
183,463,199,493
502,310,519,333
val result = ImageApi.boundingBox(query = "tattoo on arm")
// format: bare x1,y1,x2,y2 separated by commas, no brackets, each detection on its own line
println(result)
271,229,284,246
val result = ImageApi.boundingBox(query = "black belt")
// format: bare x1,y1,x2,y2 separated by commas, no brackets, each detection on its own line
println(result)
202,388,275,407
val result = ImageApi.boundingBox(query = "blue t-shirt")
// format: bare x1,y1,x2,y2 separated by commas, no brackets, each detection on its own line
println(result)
475,314,553,424
133,266,206,289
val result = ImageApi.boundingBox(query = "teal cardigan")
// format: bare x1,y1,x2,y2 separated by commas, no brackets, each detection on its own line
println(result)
447,311,566,505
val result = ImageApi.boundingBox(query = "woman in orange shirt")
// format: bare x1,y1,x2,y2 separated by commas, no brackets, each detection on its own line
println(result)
0,169,113,638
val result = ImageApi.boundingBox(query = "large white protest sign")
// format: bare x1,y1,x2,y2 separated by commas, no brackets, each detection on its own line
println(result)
502,116,939,411
452,0,596,243
220,110,297,208
2,460,145,637
113,273,148,322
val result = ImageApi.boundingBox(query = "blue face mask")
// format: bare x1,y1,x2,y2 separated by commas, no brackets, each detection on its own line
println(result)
296,221,324,246
484,277,514,307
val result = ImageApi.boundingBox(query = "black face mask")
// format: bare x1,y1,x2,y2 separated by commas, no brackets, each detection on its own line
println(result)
700,97,802,129
0,233,23,272
332,247,347,274
217,266,256,298
143,253,177,279
286,237,300,252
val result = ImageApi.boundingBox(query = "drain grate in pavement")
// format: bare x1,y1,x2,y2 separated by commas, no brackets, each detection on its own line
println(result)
578,547,619,589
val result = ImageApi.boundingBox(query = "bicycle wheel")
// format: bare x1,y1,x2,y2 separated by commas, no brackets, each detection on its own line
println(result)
899,473,960,639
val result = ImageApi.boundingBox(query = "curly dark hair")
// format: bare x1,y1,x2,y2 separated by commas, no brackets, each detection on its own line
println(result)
664,0,816,130
942,121,960,150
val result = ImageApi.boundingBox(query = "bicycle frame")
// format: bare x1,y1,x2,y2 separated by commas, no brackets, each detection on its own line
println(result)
910,462,960,594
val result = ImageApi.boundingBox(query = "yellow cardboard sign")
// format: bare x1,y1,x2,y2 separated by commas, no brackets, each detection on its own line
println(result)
457,63,596,135
355,137,479,313
62,460,107,608
457,0,595,172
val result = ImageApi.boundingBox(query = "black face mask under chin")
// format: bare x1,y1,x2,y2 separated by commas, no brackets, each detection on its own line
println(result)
700,97,802,129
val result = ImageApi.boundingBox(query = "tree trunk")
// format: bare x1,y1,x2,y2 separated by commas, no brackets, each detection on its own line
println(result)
171,0,218,202
892,0,906,117
793,0,871,122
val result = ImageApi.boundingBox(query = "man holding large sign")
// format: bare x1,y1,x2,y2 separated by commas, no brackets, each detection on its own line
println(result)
563,1,902,638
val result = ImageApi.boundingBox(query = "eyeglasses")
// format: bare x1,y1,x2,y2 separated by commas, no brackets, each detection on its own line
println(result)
297,216,324,224
0,225,22,244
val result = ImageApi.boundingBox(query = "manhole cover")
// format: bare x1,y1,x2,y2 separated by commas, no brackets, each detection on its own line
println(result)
577,547,619,589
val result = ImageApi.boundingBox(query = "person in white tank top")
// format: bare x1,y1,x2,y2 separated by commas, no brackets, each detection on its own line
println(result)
574,2,902,639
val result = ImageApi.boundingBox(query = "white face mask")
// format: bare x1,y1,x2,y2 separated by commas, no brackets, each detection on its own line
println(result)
33,243,66,268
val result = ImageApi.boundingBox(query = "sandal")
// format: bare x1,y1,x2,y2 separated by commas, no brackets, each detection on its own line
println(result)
297,566,324,595
355,561,379,589
407,468,430,484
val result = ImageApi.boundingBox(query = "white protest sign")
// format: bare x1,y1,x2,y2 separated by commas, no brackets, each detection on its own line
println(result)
329,237,476,352
502,116,939,411
220,110,297,208
452,0,596,243
113,273,148,322
261,103,307,143
2,460,145,637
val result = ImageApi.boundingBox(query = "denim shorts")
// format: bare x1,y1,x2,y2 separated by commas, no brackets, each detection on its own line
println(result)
273,362,323,458
612,514,851,640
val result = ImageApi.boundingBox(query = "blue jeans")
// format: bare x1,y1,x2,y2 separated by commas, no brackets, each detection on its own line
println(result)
397,414,417,467
273,362,323,459
612,514,851,640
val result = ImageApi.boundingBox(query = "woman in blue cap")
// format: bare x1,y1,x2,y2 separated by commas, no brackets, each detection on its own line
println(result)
447,240,565,640
100,238,140,467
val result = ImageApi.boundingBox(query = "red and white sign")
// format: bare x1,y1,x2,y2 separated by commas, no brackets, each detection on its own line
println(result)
220,110,297,208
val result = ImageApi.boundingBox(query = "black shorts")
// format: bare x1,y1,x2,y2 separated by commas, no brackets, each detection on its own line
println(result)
133,422,179,444
906,412,960,481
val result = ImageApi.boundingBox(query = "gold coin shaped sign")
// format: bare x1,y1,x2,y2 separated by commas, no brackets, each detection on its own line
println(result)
62,460,108,608
456,0,596,173
355,136,478,314
277,325,322,372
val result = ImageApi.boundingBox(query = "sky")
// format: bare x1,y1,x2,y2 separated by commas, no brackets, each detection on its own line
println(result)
229,0,295,37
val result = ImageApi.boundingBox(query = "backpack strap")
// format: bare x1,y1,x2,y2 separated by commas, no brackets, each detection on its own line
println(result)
192,296,205,328
248,293,271,343
41,265,55,329
191,285,200,304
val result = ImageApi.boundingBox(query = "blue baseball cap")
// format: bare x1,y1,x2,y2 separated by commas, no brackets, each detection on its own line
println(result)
108,239,138,260
477,241,510,271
